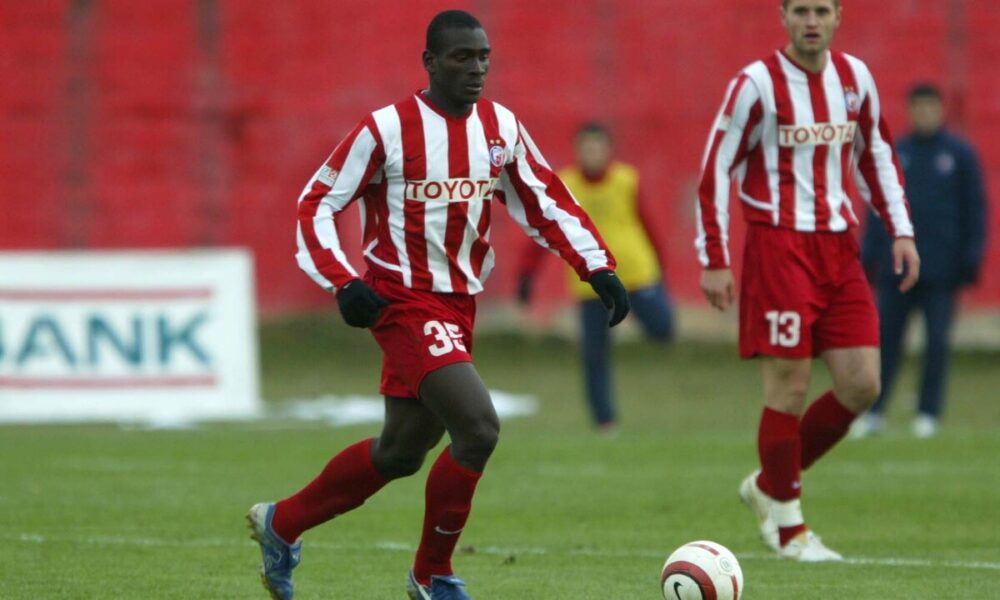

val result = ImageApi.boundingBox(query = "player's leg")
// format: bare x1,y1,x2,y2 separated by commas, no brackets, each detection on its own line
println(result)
248,397,441,600
914,287,956,437
580,298,616,427
630,281,676,343
735,225,826,556
798,347,880,472
270,396,443,544
410,362,498,588
757,357,812,547
754,357,843,561
802,252,882,463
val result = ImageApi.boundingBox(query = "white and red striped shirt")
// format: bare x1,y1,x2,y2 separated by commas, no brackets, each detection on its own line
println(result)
296,92,614,294
696,50,914,269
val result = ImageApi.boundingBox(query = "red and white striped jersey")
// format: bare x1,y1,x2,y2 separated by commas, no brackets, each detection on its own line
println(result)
696,49,914,269
296,92,615,295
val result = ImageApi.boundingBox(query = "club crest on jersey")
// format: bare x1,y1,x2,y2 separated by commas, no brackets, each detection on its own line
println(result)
844,87,861,113
317,165,339,186
488,138,506,168
936,152,956,175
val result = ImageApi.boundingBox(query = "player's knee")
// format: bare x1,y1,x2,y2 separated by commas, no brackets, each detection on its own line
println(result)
790,381,810,403
840,372,881,411
452,421,499,468
763,365,810,413
377,453,425,479
467,422,500,457
857,375,881,407
372,443,426,479
777,373,811,402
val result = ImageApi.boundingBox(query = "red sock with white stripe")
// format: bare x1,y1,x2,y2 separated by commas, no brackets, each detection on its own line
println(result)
412,446,483,586
755,407,807,545
800,390,857,470
271,438,387,543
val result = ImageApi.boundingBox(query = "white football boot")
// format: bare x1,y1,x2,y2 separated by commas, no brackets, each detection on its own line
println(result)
778,530,843,562
738,470,779,551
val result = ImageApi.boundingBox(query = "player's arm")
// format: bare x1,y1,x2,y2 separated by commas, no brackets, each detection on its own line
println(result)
852,66,919,292
296,117,388,326
499,121,628,325
695,74,763,310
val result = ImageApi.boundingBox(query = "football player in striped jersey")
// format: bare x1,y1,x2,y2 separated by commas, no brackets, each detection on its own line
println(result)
248,10,629,600
696,0,920,562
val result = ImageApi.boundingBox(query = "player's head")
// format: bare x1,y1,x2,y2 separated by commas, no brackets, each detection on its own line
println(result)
781,0,841,58
423,10,490,108
574,122,614,176
907,83,944,137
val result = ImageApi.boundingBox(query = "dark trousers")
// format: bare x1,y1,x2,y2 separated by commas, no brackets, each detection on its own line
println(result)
580,282,675,425
872,281,957,418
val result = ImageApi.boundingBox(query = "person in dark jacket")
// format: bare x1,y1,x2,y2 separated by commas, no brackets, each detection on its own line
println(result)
855,83,987,438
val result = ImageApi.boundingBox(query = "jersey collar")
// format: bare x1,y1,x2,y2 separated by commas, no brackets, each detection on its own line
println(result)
778,48,831,80
415,90,478,123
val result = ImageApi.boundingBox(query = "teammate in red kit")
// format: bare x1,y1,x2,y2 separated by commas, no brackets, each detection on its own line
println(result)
696,0,919,561
247,10,629,600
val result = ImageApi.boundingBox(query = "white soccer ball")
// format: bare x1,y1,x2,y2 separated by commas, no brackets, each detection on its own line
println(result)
660,540,743,600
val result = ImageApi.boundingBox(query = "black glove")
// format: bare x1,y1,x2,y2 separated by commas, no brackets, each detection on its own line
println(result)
517,275,534,305
337,279,389,328
588,270,630,327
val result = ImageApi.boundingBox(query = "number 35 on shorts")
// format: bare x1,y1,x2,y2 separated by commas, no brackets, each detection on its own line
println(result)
765,310,801,348
424,320,468,357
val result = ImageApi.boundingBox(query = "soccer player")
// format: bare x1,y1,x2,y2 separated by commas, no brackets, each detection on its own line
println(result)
517,122,676,433
856,83,987,438
247,10,629,600
696,0,920,561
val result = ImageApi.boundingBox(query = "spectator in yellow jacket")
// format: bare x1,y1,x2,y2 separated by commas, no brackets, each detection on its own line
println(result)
518,122,676,433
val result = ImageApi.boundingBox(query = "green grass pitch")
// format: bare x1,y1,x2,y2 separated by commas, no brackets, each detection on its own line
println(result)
1,315,998,598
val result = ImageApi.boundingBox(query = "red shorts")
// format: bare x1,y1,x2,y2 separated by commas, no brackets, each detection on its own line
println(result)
738,224,879,359
365,272,476,398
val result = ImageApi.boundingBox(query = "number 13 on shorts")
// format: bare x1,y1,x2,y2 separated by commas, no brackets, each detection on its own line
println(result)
765,310,801,348
424,320,468,357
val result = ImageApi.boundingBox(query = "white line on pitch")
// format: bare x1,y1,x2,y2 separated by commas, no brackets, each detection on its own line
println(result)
11,532,1000,572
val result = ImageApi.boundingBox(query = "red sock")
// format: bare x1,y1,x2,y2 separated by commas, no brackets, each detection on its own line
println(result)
271,438,387,543
800,390,857,470
412,447,482,586
756,407,802,501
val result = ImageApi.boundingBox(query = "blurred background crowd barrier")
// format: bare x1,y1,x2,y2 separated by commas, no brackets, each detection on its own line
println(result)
2,0,997,338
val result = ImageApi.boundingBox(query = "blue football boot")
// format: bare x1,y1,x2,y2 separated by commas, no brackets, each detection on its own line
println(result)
406,569,472,600
246,502,302,599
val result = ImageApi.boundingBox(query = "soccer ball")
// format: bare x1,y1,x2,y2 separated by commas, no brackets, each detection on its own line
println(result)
660,540,743,600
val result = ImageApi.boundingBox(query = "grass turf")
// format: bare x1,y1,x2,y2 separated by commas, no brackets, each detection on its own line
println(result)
1,314,998,599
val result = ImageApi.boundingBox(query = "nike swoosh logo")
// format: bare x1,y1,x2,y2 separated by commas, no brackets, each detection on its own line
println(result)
673,581,684,600
434,526,464,536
